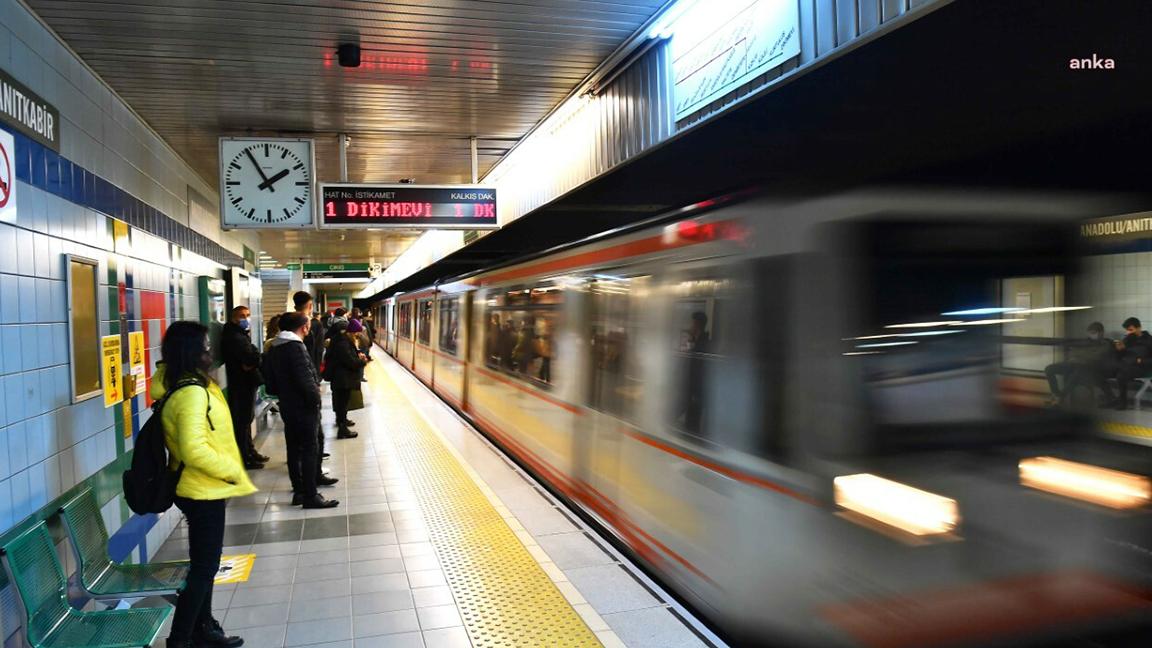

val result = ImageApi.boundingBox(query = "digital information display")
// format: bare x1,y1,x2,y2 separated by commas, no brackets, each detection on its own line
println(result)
319,184,498,230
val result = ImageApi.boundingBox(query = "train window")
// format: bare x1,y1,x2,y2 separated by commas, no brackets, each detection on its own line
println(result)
397,302,412,339
417,299,433,345
589,275,650,422
668,274,733,442
439,297,460,355
485,281,561,388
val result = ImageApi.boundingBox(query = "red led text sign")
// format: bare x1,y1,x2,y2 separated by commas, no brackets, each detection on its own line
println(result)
319,184,499,230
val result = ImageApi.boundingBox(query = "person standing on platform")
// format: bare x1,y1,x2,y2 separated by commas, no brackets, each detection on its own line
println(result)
153,321,255,648
293,292,325,376
263,312,339,509
220,306,268,469
293,291,329,463
328,319,366,439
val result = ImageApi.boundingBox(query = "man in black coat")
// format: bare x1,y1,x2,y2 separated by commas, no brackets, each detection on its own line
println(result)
293,291,325,376
1099,316,1152,410
263,312,339,509
221,306,267,468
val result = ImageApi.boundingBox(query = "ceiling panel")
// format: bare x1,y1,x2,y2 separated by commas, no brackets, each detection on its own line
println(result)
26,0,667,262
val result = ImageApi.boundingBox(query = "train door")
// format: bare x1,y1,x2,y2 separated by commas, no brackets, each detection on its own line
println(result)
583,272,652,514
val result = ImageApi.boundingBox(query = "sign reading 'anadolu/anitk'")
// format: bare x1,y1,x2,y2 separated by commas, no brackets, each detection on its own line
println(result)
319,183,498,230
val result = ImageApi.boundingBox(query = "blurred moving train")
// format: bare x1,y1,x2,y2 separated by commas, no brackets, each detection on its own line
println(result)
370,189,1152,647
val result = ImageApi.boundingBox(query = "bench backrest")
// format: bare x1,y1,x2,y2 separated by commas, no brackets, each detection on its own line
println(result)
0,523,71,645
58,488,112,587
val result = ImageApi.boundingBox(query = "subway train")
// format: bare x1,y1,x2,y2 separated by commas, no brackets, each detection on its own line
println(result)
371,189,1152,647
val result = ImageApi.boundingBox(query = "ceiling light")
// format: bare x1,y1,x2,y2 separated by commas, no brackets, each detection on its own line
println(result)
834,474,959,537
942,307,1023,316
1019,457,1150,510
885,321,964,329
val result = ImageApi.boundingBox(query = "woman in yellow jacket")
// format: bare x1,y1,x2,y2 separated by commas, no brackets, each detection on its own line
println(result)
152,321,256,648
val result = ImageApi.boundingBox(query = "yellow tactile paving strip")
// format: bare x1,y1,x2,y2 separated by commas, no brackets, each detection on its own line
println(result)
374,370,603,647
1100,421,1152,440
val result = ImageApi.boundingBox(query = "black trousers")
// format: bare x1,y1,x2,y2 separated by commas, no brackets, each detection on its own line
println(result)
1100,360,1149,401
1045,361,1092,398
282,406,320,497
227,384,257,460
170,497,226,641
332,388,351,425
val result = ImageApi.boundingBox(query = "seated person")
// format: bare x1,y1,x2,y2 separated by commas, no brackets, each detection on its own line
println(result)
1098,316,1152,410
1045,321,1111,405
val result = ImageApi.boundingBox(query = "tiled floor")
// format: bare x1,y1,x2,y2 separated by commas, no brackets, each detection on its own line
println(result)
150,354,717,648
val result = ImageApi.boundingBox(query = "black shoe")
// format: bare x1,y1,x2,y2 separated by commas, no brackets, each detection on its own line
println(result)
243,460,265,470
251,452,271,463
302,495,339,509
317,475,339,487
167,639,194,648
337,429,358,439
291,493,304,506
323,452,331,458
341,420,356,428
193,618,243,648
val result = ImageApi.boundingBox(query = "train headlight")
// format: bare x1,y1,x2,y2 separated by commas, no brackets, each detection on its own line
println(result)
1019,457,1151,510
834,474,960,537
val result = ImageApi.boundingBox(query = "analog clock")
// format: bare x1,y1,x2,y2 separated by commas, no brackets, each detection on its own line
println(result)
219,138,316,229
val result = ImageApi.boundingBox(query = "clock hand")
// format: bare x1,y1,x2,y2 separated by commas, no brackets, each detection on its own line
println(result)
243,149,275,192
258,169,290,191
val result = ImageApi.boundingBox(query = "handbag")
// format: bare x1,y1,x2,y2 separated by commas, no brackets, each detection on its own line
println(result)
347,388,365,411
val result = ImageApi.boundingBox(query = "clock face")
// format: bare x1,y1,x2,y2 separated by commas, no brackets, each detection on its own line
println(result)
220,139,315,228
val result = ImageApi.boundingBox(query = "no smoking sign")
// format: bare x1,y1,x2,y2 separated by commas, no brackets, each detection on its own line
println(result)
0,128,15,222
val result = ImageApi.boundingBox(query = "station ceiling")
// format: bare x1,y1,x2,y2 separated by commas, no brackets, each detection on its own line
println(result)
25,0,668,264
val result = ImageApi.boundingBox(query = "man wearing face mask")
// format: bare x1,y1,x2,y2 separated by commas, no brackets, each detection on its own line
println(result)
221,306,268,469
1045,321,1111,406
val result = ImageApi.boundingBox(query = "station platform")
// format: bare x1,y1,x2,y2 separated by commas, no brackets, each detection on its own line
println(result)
150,353,718,648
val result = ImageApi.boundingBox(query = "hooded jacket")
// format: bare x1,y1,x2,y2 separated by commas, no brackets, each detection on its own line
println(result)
263,331,322,411
150,365,257,500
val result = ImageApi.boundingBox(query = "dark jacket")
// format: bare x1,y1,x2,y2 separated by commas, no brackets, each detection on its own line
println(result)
327,334,367,390
301,314,326,379
220,321,263,392
1067,337,1113,364
263,334,321,412
1118,331,1152,365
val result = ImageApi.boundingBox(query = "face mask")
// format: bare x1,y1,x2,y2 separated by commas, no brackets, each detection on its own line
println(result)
1088,332,1100,340
238,318,251,331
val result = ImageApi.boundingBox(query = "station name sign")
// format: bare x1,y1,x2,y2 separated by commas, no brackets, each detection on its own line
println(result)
1080,212,1152,243
319,184,498,230
0,67,59,151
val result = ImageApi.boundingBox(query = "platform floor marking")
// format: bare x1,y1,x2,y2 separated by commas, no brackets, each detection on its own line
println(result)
214,554,255,584
373,369,602,647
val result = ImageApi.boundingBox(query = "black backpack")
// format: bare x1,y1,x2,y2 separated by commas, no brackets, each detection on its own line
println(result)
122,381,203,515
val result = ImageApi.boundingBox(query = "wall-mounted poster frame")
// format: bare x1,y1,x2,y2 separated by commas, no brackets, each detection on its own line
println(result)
66,254,102,403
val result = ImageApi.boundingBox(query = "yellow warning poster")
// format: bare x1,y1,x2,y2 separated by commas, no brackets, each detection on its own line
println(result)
101,335,123,408
214,554,256,584
128,331,146,396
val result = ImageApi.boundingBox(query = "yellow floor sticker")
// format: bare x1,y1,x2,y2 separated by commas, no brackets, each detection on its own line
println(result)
372,367,602,647
214,554,255,584
1100,421,1152,441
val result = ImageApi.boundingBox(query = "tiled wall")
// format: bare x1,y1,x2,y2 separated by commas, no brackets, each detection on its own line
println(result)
1073,252,1152,339
0,1,259,643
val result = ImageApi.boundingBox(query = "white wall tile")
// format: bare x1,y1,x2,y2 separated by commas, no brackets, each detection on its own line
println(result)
0,276,17,324
3,375,24,426
20,326,38,371
0,227,16,274
17,275,36,323
0,327,17,373
0,427,7,477
35,278,52,327
14,229,33,277
8,469,29,521
0,478,11,531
